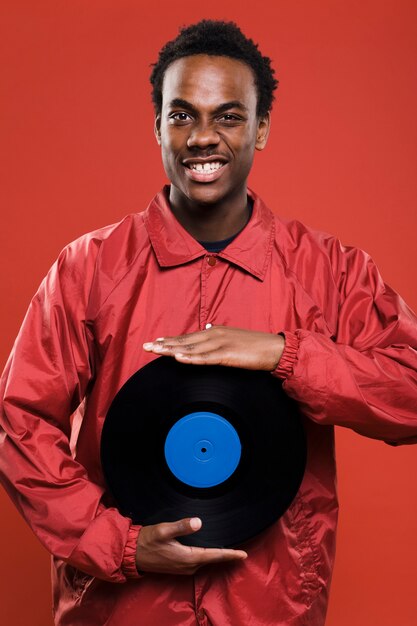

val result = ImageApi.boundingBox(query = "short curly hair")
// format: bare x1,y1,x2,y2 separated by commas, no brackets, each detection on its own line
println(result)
150,20,278,118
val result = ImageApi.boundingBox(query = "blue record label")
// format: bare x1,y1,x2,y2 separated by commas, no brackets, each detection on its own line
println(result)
164,411,242,488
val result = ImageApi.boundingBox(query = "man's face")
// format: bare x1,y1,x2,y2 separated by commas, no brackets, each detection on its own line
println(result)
155,54,270,207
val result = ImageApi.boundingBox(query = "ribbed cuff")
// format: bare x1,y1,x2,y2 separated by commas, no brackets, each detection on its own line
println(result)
272,331,299,380
121,524,142,579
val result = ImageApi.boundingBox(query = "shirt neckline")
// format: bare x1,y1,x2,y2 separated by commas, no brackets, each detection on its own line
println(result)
142,186,275,281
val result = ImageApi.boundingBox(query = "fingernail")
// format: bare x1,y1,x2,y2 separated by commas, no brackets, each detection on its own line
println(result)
143,342,153,350
156,337,165,341
190,517,202,531
205,323,212,329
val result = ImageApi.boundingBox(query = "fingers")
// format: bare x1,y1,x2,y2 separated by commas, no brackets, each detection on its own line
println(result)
173,351,222,365
143,326,224,364
152,518,248,563
141,326,239,367
143,328,214,352
155,517,202,541
189,545,248,564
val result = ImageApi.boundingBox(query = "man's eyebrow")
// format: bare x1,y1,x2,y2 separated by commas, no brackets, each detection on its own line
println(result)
215,101,248,114
168,98,196,112
167,98,248,114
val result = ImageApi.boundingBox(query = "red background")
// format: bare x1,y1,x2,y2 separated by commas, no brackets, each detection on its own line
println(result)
1,2,416,625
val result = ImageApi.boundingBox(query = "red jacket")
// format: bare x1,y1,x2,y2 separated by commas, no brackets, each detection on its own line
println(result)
1,187,416,626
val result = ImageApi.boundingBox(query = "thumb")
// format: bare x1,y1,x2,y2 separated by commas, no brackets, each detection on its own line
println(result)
156,517,202,542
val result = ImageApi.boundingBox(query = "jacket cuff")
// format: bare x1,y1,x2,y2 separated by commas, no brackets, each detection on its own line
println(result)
272,331,299,380
121,524,142,579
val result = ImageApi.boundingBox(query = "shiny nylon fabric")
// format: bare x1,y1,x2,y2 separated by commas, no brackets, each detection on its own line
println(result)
1,186,417,625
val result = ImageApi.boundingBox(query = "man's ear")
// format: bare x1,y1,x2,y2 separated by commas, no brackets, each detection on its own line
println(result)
255,112,271,151
154,114,162,145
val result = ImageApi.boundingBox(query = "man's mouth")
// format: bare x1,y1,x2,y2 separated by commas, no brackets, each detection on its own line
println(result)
188,161,224,172
182,158,228,183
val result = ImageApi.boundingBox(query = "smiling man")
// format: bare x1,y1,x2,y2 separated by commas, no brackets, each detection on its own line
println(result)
1,19,417,626
155,52,270,237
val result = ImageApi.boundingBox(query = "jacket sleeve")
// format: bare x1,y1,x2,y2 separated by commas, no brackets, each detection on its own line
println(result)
274,240,417,445
0,238,141,582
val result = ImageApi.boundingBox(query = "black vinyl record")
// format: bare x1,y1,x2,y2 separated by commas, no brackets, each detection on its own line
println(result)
101,356,306,548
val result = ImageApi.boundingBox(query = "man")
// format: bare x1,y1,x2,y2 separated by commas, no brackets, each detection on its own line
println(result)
1,19,416,626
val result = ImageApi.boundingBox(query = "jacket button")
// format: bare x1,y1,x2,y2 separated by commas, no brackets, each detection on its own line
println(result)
207,256,216,266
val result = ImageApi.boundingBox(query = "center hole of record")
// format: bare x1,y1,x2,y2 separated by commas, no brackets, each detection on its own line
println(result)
193,439,214,461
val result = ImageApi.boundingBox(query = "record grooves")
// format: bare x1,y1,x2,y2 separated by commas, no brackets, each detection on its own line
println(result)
101,357,307,548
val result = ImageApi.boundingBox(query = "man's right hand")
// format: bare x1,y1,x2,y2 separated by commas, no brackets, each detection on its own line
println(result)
135,517,248,575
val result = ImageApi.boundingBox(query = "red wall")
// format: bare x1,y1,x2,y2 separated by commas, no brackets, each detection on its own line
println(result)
1,2,416,624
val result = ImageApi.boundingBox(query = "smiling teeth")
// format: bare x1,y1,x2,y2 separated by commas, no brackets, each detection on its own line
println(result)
189,162,223,172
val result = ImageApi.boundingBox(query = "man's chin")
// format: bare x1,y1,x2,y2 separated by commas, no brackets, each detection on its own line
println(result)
171,181,228,207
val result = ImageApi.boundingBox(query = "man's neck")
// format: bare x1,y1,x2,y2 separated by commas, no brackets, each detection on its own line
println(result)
168,185,250,242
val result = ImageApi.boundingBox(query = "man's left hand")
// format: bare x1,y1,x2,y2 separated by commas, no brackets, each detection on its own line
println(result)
143,326,285,371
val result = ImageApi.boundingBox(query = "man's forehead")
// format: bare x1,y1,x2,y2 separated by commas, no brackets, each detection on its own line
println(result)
161,54,257,110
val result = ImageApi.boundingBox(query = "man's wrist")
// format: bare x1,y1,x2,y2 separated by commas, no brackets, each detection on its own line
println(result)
269,332,286,371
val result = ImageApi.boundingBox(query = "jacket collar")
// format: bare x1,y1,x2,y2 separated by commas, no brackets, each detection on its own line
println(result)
143,186,275,281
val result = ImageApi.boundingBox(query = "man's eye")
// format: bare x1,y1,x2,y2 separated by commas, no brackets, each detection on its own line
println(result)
169,112,192,123
219,114,241,123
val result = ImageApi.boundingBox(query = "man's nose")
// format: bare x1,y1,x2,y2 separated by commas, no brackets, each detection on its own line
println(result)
186,121,220,149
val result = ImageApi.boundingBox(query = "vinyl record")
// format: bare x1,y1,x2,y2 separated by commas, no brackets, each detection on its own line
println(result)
101,356,306,548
